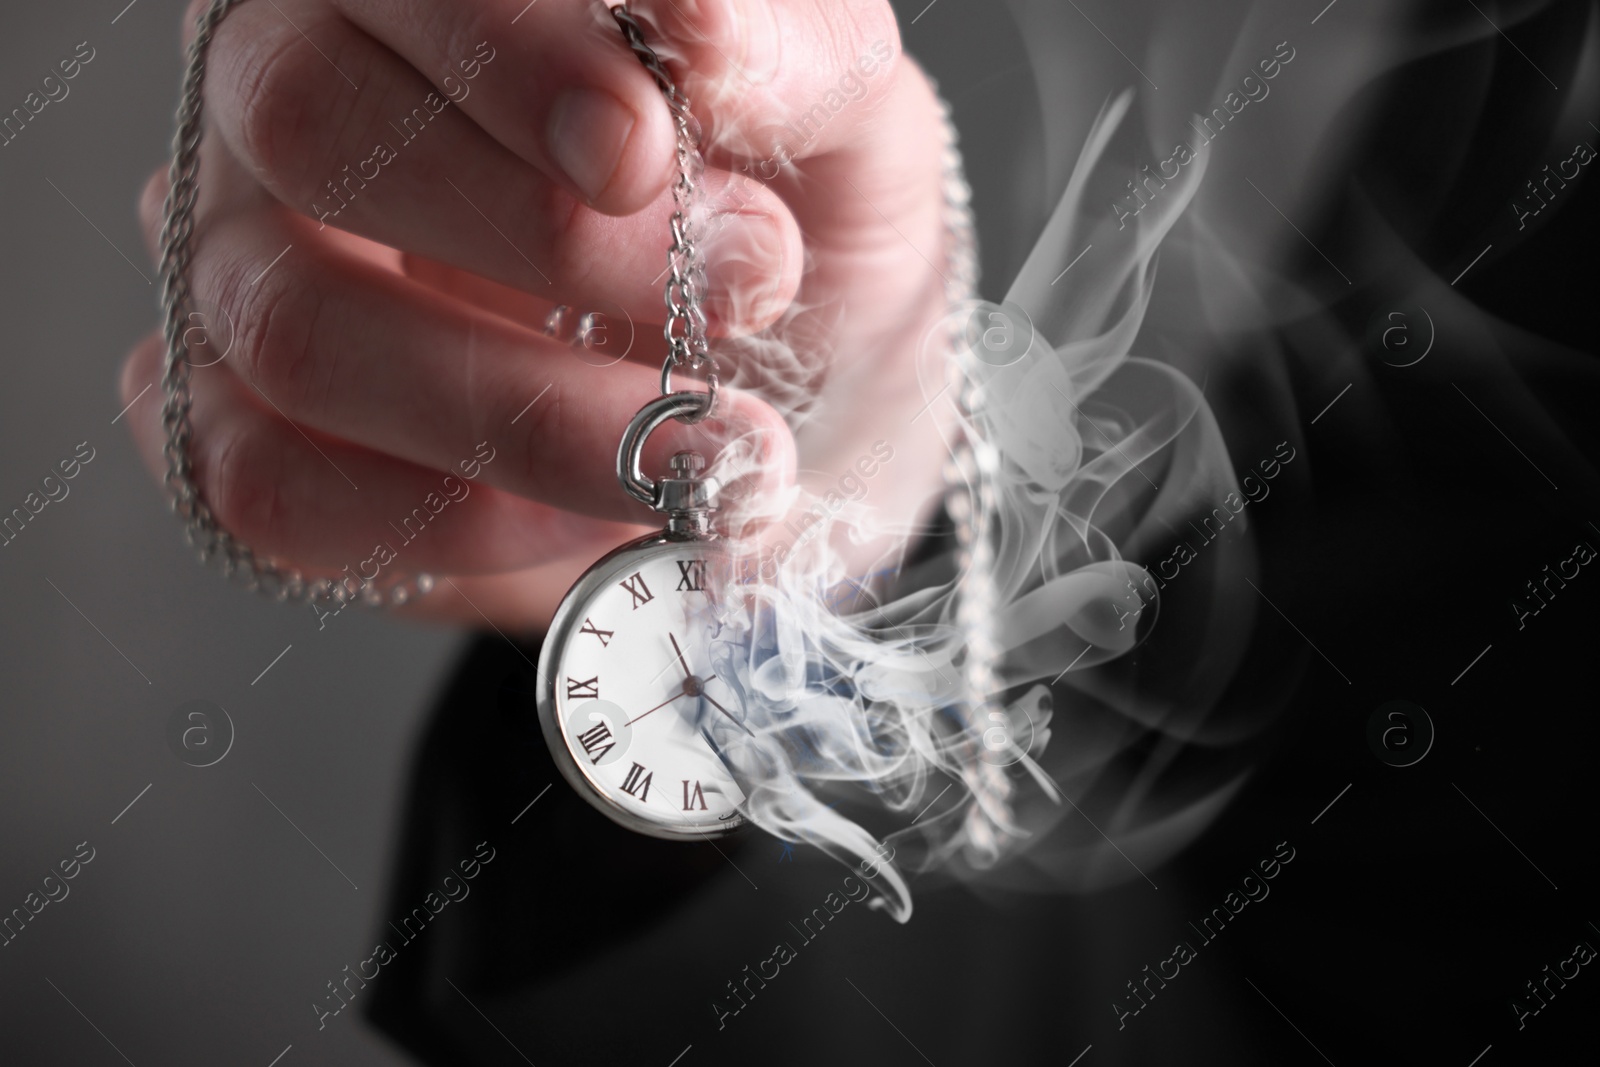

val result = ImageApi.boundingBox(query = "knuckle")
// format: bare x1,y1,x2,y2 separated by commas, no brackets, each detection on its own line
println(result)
433,7,495,88
207,420,285,548
229,29,320,184
485,177,582,292
226,16,368,200
138,169,167,255
119,336,158,408
864,1,905,59
514,380,568,484
223,255,326,411
180,0,209,50
815,1,901,85
543,198,598,292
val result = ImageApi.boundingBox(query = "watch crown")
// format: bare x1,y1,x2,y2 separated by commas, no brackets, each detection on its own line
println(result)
669,451,706,476
657,450,717,535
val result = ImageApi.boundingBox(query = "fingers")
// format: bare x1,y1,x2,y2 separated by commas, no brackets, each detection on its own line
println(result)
321,0,678,214
201,0,799,334
627,0,948,316
120,332,648,572
631,0,903,162
136,158,797,528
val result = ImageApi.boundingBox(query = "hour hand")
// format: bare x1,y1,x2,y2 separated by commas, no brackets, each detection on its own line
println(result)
668,632,692,679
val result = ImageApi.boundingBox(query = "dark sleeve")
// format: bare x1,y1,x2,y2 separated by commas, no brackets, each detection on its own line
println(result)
363,634,735,1062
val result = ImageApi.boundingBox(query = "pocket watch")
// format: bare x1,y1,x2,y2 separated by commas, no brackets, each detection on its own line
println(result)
536,398,752,839
534,7,752,839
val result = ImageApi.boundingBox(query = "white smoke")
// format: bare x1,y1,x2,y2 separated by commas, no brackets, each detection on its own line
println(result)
677,83,1242,922
634,0,1600,922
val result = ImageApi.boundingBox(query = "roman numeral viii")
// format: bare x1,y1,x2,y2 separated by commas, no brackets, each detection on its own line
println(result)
575,722,614,764
565,676,599,700
620,572,654,610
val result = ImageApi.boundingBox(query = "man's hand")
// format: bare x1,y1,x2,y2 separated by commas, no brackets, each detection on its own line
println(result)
121,0,955,629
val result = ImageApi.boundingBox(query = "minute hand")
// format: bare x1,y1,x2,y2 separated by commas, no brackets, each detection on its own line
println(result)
669,633,693,679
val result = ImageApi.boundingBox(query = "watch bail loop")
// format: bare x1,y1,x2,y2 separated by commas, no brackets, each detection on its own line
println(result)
618,393,721,525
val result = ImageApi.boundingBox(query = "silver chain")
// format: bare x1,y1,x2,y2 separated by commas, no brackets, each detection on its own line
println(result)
160,0,430,610
612,5,719,422
930,94,1002,739
612,11,996,732
156,0,991,726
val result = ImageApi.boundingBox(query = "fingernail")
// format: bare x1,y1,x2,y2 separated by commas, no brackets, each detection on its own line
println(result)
734,0,781,85
547,88,637,204
704,212,786,329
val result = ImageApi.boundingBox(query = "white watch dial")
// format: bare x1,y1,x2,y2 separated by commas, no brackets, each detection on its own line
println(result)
547,542,748,834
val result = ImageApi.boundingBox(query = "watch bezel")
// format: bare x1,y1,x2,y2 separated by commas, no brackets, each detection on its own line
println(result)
536,528,747,841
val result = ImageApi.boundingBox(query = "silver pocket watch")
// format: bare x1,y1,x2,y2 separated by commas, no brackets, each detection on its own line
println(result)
535,7,752,839
536,396,751,839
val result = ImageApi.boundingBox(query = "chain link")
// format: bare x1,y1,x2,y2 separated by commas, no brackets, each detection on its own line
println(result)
159,0,430,610
612,5,719,422
930,93,1000,730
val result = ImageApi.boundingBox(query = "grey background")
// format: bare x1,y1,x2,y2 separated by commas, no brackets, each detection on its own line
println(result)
1,3,457,1063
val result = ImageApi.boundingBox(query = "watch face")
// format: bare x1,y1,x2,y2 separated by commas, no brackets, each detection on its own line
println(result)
538,534,749,839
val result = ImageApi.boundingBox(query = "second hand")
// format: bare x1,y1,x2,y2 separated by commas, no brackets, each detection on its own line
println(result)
623,675,719,728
